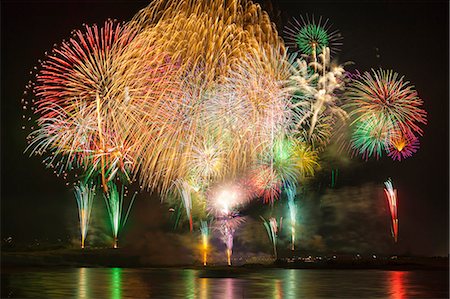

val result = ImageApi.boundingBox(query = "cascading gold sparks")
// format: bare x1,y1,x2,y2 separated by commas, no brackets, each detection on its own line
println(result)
117,0,293,195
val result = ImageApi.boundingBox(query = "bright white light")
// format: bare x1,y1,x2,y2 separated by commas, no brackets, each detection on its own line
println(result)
217,188,238,215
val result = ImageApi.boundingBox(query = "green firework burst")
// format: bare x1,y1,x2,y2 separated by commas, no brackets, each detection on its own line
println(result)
295,23,329,55
284,15,343,56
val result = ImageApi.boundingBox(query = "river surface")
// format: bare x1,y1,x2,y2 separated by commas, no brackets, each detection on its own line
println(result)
1,268,448,298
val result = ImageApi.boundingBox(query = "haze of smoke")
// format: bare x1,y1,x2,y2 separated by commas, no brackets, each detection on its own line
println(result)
300,182,392,254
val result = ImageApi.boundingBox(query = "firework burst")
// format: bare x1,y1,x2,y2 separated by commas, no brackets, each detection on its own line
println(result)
249,164,282,205
26,20,140,190
286,48,347,150
387,130,420,161
344,69,427,160
292,141,320,178
172,179,194,231
350,118,390,160
23,0,431,258
121,0,292,194
188,138,226,187
207,183,248,218
284,15,343,57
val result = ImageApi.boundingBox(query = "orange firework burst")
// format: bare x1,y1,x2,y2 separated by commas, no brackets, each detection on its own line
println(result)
387,130,420,161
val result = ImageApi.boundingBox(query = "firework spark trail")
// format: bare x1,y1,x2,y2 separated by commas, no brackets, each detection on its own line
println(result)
218,219,243,266
285,183,297,251
74,181,96,249
173,179,193,231
23,20,165,195
208,183,247,266
261,216,282,259
308,48,347,139
103,182,137,248
261,138,319,250
165,176,208,232
104,47,186,194
221,223,234,266
384,179,398,243
200,220,210,266
24,20,143,250
33,20,135,115
344,69,427,160
331,168,339,188
201,55,292,181
350,117,389,160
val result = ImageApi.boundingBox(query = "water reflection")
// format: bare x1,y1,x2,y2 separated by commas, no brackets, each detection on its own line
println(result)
2,268,447,298
225,278,235,298
77,268,89,299
273,279,282,299
184,269,196,299
199,278,208,299
283,269,298,299
111,268,122,299
197,277,241,298
389,271,407,299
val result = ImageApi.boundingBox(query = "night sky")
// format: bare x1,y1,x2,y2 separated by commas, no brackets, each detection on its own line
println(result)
1,0,448,256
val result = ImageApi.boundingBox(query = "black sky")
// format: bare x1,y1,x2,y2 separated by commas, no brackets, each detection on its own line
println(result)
1,0,449,256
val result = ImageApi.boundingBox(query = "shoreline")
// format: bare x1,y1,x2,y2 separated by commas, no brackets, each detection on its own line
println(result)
1,249,448,271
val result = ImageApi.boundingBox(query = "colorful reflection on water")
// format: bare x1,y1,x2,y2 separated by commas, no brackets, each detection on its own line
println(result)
389,271,407,299
184,268,196,299
273,278,282,299
283,269,298,299
77,267,88,299
1,268,447,298
199,278,208,299
111,268,122,299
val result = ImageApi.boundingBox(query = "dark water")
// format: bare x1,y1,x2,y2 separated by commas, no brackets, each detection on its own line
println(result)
1,268,448,298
